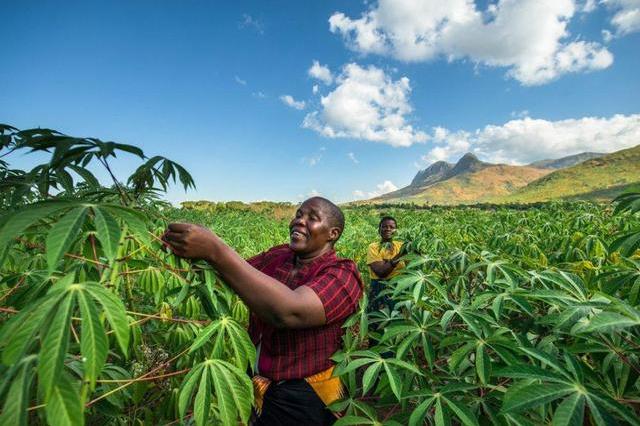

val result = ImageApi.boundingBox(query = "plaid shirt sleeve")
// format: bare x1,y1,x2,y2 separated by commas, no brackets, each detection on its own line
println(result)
306,261,363,325
247,244,289,270
247,251,266,269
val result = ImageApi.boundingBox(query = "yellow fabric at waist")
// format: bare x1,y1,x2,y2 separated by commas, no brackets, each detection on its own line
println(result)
252,365,343,415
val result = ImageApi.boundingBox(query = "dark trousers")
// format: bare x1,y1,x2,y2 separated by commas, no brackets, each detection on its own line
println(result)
252,379,336,426
367,279,394,312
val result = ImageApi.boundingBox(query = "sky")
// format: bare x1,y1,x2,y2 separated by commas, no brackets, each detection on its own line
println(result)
1,0,639,203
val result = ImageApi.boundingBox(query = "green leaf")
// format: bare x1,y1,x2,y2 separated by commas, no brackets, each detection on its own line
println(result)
518,347,570,379
190,317,255,370
585,396,619,426
92,207,121,264
208,360,253,425
178,363,204,418
46,206,88,272
103,205,150,245
0,360,35,426
85,283,129,357
38,292,74,398
0,201,72,263
409,396,435,426
193,364,212,426
189,322,219,353
443,396,479,426
1,294,63,365
582,312,639,333
77,290,108,390
610,230,640,257
501,384,574,414
493,365,568,383
335,357,376,375
45,373,84,426
335,416,376,426
113,142,145,158
362,362,382,396
492,293,504,320
587,392,640,426
476,344,491,385
68,164,99,188
383,363,402,401
435,397,450,426
552,393,584,426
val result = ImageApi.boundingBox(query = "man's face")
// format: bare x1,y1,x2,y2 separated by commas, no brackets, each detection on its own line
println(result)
289,198,338,257
379,219,397,241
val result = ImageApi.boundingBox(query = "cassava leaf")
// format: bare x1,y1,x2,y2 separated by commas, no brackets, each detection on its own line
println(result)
38,292,74,399
45,373,84,426
46,206,89,272
0,358,35,426
84,283,129,357
92,206,121,264
77,289,108,390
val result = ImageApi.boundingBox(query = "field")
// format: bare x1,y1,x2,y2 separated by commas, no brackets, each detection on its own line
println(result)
1,126,640,425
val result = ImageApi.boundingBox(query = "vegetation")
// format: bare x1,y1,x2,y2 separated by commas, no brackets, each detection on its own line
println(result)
1,125,639,425
503,145,640,203
368,145,640,206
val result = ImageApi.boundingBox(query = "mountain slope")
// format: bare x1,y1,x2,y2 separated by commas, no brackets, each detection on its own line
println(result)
410,161,453,187
501,145,640,203
528,152,604,169
379,153,493,201
395,165,550,204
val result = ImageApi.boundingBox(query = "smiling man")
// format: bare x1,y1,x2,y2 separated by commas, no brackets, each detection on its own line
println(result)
366,216,406,313
162,197,363,425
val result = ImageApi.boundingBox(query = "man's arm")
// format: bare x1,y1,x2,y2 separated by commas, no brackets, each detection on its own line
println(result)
163,223,325,329
368,257,401,278
368,242,406,278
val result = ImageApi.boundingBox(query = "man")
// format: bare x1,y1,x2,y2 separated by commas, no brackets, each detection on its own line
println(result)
366,216,406,312
162,197,363,425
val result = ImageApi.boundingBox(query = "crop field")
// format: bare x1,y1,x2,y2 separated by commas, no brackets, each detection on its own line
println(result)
1,126,640,425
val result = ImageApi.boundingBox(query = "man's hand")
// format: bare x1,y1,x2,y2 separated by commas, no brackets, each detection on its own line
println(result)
162,223,218,261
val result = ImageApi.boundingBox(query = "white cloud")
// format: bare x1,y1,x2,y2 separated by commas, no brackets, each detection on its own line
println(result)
308,60,334,85
580,0,598,12
234,75,247,86
329,0,613,85
312,84,319,94
352,181,398,200
308,189,322,197
602,0,640,35
347,152,360,164
280,95,306,110
368,180,398,197
303,63,428,147
252,91,267,99
239,14,265,34
422,113,640,165
511,110,530,119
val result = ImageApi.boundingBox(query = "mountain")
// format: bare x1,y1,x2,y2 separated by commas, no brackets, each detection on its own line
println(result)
368,146,639,205
449,152,489,176
528,152,604,169
409,153,489,188
410,161,453,187
502,145,640,203
374,152,549,203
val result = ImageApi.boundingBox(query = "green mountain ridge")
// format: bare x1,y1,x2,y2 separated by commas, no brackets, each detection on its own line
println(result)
500,144,640,203
366,145,640,205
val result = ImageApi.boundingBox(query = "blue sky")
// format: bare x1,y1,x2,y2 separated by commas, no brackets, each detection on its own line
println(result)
2,0,639,203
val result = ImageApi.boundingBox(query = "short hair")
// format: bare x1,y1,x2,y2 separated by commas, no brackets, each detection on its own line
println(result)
306,197,345,241
379,216,397,228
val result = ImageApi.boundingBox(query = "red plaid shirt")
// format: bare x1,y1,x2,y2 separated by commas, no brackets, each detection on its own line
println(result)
247,244,363,380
